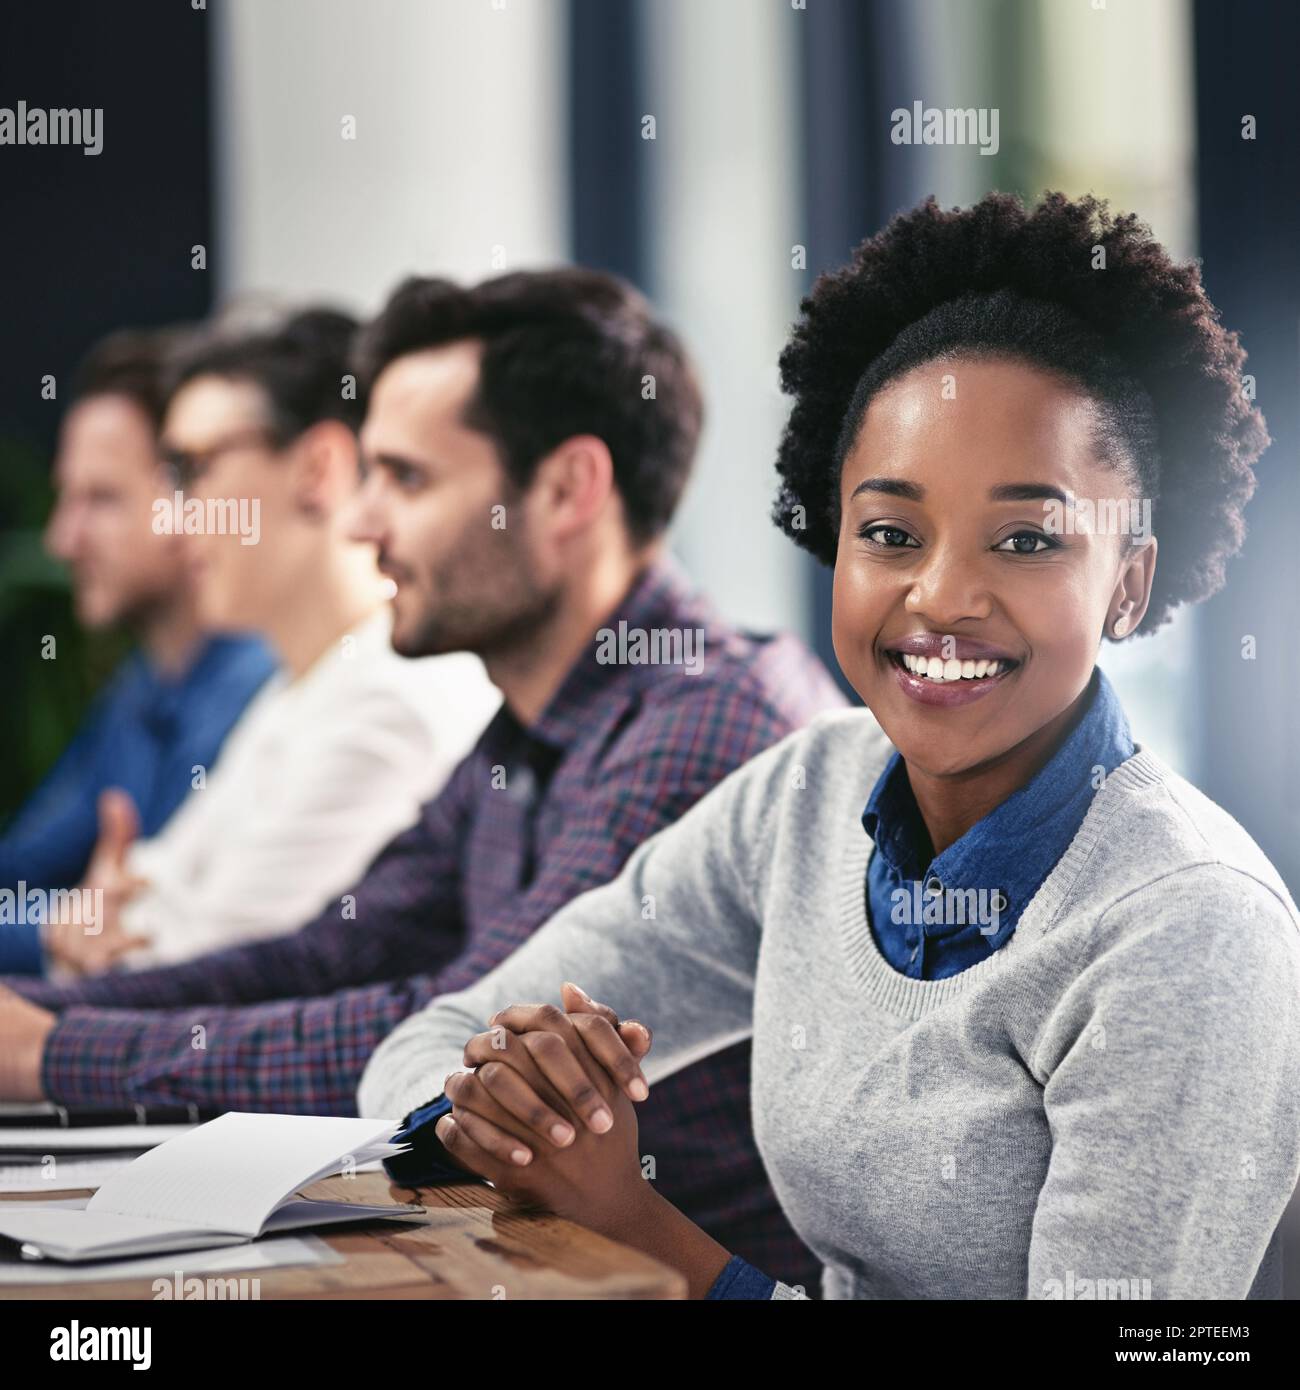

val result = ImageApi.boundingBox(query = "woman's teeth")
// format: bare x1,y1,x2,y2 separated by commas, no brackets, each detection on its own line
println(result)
897,653,1011,682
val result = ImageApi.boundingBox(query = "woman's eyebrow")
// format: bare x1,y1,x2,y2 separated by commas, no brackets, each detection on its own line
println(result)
848,478,1073,505
849,477,924,502
988,482,1071,504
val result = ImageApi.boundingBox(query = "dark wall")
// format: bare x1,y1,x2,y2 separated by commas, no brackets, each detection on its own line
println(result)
567,0,648,286
0,0,214,815
0,0,215,450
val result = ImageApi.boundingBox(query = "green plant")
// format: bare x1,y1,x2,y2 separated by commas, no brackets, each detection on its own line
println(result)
0,436,127,822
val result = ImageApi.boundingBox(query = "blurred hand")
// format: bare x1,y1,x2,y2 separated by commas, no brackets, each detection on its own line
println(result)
44,789,152,976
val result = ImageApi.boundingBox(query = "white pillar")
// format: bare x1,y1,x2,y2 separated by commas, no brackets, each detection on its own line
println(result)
211,0,568,311
639,0,809,635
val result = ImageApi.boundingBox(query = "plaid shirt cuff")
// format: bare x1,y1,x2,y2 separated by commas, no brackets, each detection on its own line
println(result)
41,1006,148,1107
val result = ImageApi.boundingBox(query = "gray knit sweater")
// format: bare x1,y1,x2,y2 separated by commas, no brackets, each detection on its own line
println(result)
360,708,1300,1300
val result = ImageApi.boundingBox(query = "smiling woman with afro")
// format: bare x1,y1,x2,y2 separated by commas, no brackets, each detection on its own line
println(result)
387,191,1300,1305
774,189,1269,636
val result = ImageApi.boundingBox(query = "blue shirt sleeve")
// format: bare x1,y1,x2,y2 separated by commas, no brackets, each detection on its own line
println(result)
0,710,107,893
706,1253,778,1300
382,1094,485,1187
0,919,44,976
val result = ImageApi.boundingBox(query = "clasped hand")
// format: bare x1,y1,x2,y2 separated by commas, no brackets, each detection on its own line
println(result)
435,981,655,1234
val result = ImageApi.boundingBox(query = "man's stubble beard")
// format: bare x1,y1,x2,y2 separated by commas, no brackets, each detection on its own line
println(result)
393,550,562,663
100,580,178,638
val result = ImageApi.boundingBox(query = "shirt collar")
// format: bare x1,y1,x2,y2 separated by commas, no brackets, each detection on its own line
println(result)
482,553,710,758
863,665,1134,915
135,634,253,694
130,638,225,721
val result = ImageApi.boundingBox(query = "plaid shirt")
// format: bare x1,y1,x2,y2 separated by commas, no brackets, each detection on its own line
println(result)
10,558,845,1284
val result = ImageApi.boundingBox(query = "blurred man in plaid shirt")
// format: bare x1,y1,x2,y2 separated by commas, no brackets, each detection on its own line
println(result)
0,269,844,1287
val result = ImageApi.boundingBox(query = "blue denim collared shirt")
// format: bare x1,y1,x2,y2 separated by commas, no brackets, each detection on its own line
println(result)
0,634,275,974
861,665,1135,982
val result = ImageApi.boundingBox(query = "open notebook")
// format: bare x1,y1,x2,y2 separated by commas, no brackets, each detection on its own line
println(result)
0,1113,421,1262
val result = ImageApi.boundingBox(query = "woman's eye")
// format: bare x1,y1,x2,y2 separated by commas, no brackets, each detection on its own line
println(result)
997,531,1056,554
858,523,917,548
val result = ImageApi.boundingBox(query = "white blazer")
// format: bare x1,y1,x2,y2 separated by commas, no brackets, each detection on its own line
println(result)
117,607,499,967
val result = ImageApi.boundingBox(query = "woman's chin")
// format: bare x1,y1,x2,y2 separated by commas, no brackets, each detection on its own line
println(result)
869,710,988,775
898,749,978,778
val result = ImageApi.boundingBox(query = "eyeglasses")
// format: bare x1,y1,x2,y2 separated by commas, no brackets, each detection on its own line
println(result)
159,427,279,491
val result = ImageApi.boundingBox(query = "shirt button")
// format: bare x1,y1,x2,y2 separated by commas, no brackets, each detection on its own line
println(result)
992,889,1008,912
924,874,942,895
508,764,537,803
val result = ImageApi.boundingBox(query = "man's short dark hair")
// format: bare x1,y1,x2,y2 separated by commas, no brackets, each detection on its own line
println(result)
165,307,364,443
354,269,704,544
72,325,194,434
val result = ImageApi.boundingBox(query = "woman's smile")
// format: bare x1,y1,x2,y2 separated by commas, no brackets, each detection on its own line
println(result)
882,644,1020,707
879,631,1021,708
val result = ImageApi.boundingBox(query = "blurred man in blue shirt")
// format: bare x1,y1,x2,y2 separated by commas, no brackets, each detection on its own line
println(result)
0,327,275,973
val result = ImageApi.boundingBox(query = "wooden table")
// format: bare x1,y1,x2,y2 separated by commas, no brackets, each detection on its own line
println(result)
0,1171,687,1300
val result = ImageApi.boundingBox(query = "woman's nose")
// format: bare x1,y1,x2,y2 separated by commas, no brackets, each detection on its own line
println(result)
903,548,994,626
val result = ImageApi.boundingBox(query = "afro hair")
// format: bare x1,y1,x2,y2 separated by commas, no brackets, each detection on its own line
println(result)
772,190,1270,636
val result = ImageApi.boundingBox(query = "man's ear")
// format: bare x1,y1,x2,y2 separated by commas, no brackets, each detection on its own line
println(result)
290,421,361,519
531,433,616,539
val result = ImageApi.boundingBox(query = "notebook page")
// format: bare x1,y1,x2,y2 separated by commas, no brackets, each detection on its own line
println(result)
297,1138,406,1188
261,1198,422,1233
86,1114,403,1238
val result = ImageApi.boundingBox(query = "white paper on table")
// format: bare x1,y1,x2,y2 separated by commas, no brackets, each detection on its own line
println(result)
0,1154,140,1192
0,1232,342,1286
0,1125,193,1151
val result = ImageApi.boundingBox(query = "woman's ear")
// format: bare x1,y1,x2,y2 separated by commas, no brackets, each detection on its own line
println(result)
289,421,360,521
1109,536,1158,637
